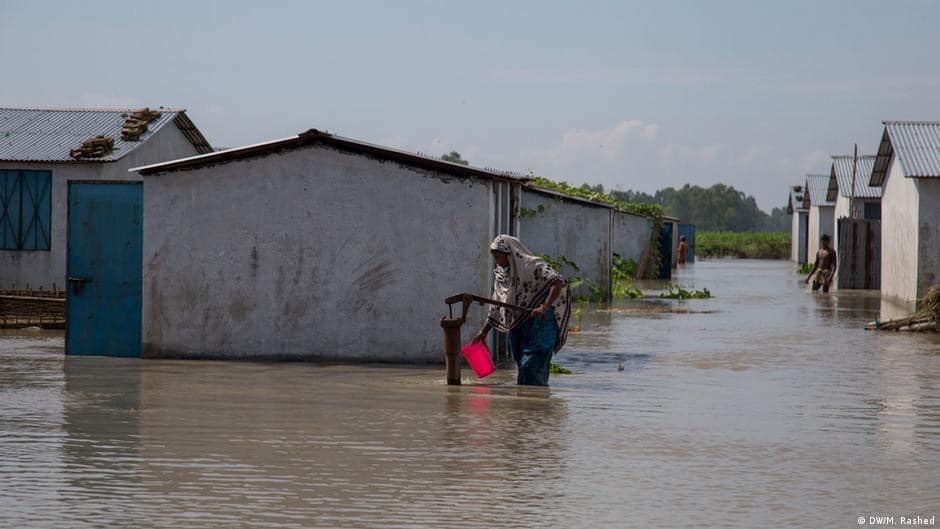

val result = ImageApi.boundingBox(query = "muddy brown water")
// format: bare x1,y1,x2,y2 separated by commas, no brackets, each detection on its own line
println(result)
1,260,938,528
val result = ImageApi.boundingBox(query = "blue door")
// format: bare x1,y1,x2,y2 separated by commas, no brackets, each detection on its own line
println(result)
678,223,696,263
66,182,143,357
658,223,673,280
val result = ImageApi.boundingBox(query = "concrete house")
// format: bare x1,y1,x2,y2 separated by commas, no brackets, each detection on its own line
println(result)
788,185,808,263
0,107,211,289
827,155,880,224
869,121,940,305
133,129,526,362
804,174,835,261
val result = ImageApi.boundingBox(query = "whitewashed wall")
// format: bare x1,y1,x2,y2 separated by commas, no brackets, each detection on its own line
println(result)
808,206,834,261
880,156,920,303
142,144,508,362
611,210,651,265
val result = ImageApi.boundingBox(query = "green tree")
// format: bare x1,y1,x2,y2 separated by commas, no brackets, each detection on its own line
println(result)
606,183,788,232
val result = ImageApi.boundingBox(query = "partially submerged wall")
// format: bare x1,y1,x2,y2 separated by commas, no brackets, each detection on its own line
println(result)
518,188,612,299
143,144,507,362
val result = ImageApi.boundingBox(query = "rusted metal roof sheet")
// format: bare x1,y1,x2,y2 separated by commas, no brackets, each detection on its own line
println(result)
804,174,833,207
788,185,807,214
826,155,880,202
133,128,529,183
0,107,212,162
870,121,940,186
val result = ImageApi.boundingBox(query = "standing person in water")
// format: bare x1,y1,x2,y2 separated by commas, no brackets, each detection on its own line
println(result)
805,234,837,293
472,235,571,386
677,236,689,265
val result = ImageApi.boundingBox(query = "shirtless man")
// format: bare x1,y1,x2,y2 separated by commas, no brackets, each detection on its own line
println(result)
804,234,837,293
677,236,689,265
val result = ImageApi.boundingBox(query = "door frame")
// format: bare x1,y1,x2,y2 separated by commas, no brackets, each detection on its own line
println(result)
65,180,143,356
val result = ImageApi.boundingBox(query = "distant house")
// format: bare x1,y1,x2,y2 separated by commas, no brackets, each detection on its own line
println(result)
826,154,881,289
827,155,880,223
787,185,808,263
0,107,211,289
804,174,834,261
869,121,940,305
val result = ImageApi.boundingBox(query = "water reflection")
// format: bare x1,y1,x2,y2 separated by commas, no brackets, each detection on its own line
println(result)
62,357,141,519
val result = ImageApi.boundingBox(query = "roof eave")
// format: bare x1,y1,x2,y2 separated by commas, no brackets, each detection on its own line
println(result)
134,128,529,183
870,127,892,186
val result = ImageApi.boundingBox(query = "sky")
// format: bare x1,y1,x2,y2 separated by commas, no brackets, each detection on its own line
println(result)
2,1,939,211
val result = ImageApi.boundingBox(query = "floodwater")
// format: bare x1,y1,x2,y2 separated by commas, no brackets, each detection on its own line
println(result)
2,260,938,528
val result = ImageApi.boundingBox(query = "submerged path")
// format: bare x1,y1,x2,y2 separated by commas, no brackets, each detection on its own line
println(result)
1,260,938,528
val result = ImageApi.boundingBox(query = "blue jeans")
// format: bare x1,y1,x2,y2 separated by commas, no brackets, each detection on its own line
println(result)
508,309,559,386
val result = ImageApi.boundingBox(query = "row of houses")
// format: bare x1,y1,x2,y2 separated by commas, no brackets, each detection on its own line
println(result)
0,107,672,362
789,121,940,307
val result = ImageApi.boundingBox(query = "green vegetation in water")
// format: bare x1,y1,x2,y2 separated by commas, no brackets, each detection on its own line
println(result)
612,253,644,298
659,286,712,299
696,231,790,259
797,262,813,274
570,302,585,332
549,362,573,374
541,254,604,302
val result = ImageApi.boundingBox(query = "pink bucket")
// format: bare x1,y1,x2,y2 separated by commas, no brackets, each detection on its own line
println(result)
461,341,496,378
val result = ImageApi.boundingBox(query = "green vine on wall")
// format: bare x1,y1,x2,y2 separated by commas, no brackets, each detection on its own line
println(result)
519,204,546,219
528,175,665,279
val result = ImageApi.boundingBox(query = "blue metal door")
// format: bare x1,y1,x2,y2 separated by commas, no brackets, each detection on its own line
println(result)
66,182,143,357
678,223,696,263
658,223,673,280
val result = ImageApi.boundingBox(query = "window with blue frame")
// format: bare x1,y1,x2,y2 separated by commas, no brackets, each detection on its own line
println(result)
0,170,52,251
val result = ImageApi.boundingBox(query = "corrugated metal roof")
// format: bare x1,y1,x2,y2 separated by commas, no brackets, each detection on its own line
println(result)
826,155,880,202
788,185,807,214
133,128,529,183
0,107,212,162
871,121,940,185
804,174,833,207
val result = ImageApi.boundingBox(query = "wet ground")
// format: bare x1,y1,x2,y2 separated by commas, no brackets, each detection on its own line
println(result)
1,260,938,528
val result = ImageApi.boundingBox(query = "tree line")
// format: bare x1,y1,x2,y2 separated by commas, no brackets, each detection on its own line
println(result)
583,183,789,232
441,151,788,232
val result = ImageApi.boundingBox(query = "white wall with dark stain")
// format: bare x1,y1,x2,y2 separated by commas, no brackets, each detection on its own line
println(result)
142,144,504,362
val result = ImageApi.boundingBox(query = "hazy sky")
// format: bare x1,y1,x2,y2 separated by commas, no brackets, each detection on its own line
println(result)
3,1,939,210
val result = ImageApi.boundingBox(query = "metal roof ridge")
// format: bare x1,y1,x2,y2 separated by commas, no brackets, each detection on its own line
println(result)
133,128,529,181
0,106,186,113
882,120,940,126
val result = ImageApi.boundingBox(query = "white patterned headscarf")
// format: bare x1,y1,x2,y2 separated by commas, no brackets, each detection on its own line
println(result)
487,235,571,352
